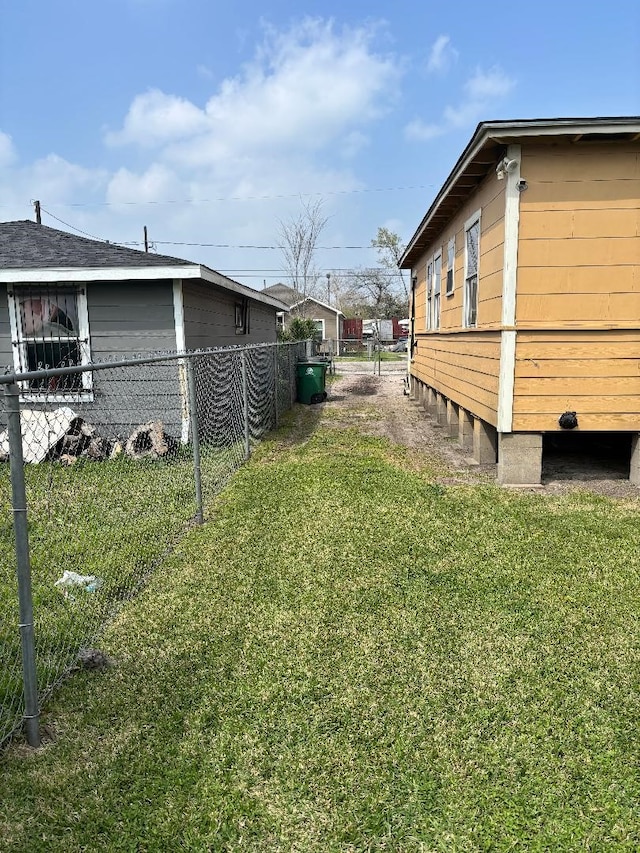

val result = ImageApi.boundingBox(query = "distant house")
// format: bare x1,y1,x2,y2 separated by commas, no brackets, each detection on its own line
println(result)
400,117,640,485
0,220,288,437
263,283,344,347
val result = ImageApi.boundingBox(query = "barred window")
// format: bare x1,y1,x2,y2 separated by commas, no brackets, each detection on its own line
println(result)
9,284,92,397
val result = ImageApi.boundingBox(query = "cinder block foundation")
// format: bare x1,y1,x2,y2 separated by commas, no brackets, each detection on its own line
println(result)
631,434,640,485
446,400,459,437
426,387,438,417
498,432,543,485
458,408,474,452
436,394,448,427
473,418,498,465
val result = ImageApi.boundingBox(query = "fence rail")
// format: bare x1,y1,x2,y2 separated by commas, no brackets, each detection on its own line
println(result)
0,340,306,748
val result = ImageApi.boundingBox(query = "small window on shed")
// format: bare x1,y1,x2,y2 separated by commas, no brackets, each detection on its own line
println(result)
235,299,250,335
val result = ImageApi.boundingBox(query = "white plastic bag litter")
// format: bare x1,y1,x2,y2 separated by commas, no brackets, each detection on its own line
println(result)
54,570,103,600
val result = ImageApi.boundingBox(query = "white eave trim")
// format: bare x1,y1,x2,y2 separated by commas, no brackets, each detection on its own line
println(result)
0,264,289,311
289,297,344,316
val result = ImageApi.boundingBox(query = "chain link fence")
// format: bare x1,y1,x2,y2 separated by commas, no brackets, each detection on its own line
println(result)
0,340,306,748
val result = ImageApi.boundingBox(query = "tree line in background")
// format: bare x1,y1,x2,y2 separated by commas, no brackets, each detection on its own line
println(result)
277,200,409,321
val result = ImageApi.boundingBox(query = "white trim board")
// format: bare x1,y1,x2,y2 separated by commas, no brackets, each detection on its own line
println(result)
0,264,289,311
497,144,521,433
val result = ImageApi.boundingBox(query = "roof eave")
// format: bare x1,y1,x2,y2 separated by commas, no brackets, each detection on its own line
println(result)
399,116,640,270
0,263,289,311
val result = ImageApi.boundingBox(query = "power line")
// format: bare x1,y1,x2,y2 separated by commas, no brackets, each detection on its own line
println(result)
39,206,110,243
57,183,434,208
121,240,377,250
39,206,383,252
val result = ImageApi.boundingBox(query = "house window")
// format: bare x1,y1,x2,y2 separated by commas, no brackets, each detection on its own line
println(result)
312,319,325,340
235,299,250,334
8,284,92,398
446,237,455,296
433,251,442,330
426,259,433,330
464,213,481,328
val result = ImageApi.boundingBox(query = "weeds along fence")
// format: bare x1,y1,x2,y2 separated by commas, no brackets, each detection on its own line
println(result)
0,340,306,748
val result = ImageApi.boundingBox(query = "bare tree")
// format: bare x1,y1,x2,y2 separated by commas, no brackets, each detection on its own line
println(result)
278,199,328,310
349,267,407,318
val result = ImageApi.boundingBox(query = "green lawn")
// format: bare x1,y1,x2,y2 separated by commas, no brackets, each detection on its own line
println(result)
1,410,640,851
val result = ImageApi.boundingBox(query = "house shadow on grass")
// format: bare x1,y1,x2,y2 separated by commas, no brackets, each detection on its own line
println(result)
266,399,326,450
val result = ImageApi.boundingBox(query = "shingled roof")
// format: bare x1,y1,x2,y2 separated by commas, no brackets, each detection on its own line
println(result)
0,220,193,269
0,220,290,310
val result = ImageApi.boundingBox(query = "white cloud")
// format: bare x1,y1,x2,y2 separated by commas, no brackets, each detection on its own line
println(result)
465,66,515,100
106,163,186,205
426,35,458,74
340,131,370,159
196,64,214,80
405,64,515,141
105,89,210,147
106,18,400,167
404,120,445,142
0,131,16,169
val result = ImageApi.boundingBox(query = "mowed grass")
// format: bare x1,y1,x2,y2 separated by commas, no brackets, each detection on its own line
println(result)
2,418,640,851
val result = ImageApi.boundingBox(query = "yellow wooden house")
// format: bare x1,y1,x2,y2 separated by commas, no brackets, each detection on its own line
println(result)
400,117,640,485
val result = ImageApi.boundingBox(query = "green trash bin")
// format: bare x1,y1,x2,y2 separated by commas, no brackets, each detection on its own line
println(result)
296,361,328,405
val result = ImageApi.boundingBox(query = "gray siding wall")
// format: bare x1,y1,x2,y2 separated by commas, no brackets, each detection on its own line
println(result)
182,281,278,350
88,280,177,357
85,280,182,438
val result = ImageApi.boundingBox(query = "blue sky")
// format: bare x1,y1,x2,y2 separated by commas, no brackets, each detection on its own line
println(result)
1,0,638,289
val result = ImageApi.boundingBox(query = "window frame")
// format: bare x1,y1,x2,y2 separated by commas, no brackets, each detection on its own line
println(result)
432,250,442,331
312,318,326,340
463,210,481,329
8,283,93,402
235,298,250,335
425,259,434,331
446,237,455,297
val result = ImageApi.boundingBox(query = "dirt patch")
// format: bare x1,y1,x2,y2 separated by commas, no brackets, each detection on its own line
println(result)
322,373,639,499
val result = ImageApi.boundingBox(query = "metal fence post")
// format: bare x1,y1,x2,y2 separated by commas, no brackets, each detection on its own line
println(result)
4,383,40,747
186,358,204,525
289,345,295,409
273,344,279,429
242,351,250,459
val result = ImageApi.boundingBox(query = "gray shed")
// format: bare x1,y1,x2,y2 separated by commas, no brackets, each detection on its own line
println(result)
0,220,289,438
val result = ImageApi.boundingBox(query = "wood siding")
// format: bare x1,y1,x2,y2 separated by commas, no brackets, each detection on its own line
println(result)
411,170,506,421
513,142,640,431
513,330,640,431
183,281,278,349
413,332,502,425
517,143,640,328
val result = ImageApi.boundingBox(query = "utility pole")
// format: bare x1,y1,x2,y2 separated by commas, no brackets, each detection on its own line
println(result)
143,226,149,252
34,200,41,224
326,272,331,305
